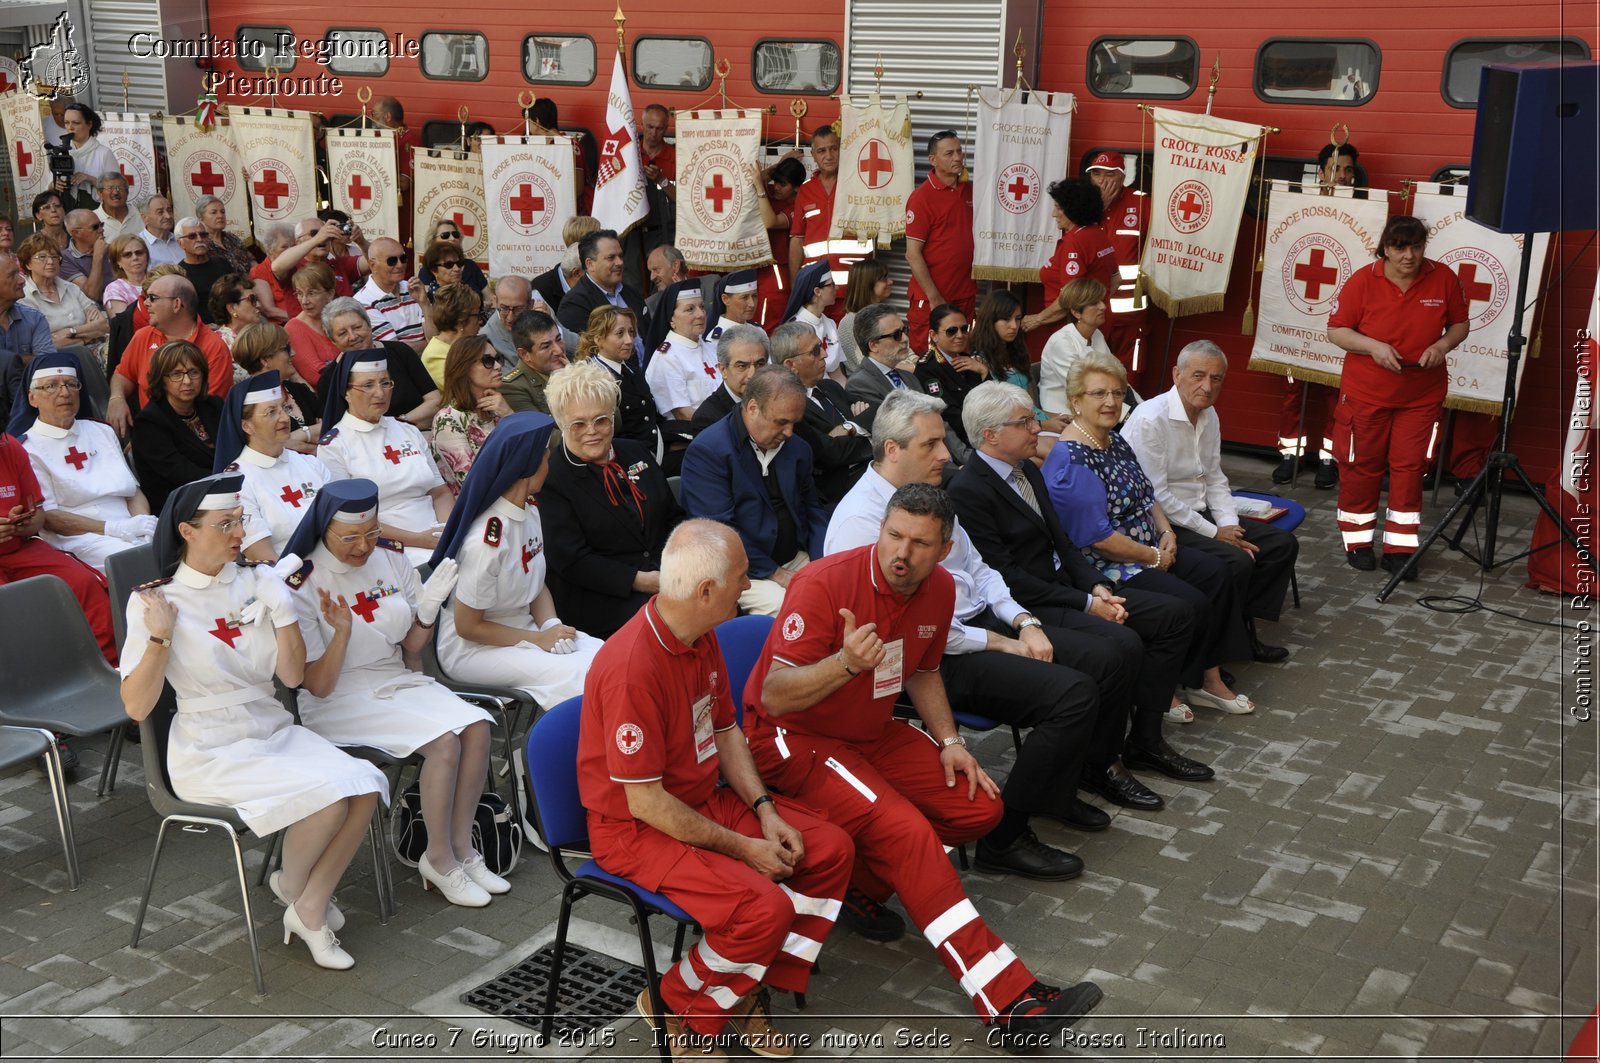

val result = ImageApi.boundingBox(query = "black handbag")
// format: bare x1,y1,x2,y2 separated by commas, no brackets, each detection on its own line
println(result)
389,782,523,875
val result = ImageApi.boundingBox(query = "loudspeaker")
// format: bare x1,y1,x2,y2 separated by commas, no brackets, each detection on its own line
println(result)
1467,61,1599,233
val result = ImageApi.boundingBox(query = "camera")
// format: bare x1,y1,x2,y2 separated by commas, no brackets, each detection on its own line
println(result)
338,221,353,236
44,136,75,185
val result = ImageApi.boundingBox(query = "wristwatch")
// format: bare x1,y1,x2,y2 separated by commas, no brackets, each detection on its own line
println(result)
941,735,966,748
148,634,172,648
69,326,77,338
1016,615,1043,632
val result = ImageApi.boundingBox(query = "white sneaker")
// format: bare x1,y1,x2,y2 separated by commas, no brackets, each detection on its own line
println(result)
419,852,491,907
268,870,344,931
461,852,511,895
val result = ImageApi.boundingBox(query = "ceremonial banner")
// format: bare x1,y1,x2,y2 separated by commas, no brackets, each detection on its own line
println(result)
413,147,488,268
673,109,770,271
0,90,50,205
327,127,399,242
229,108,316,245
592,50,648,236
831,92,913,247
481,135,576,278
98,112,158,202
160,115,250,241
972,88,1074,282
1140,108,1263,316
1248,180,1388,387
1412,182,1550,413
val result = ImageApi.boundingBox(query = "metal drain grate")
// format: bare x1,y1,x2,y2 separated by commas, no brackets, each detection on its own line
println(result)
462,943,648,1036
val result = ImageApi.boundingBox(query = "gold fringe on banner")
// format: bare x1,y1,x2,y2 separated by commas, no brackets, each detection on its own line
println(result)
974,266,1043,284
1445,394,1508,415
1245,359,1344,389
685,254,774,274
1144,283,1227,318
1240,299,1254,336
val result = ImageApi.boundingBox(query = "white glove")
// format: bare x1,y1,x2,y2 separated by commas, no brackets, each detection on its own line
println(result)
105,516,156,541
242,552,301,628
538,616,577,655
417,558,458,626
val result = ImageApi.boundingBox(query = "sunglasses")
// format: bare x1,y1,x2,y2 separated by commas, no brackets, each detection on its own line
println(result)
478,353,499,370
382,254,404,266
439,260,464,269
437,230,460,240
941,323,971,336
873,328,907,343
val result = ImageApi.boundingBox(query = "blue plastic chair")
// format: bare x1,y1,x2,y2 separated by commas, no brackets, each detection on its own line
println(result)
525,696,691,1060
1233,490,1306,608
713,615,774,726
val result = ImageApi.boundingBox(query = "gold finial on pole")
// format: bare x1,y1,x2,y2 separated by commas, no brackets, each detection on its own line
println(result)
715,58,731,109
519,91,537,136
1204,55,1220,115
356,85,372,129
1014,29,1026,84
790,99,807,148
614,3,628,67
457,104,470,152
873,53,884,92
121,69,130,111
265,64,280,109
1330,122,1350,148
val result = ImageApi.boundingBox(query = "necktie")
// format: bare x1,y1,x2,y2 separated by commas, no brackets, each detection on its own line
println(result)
1011,465,1042,518
886,368,906,390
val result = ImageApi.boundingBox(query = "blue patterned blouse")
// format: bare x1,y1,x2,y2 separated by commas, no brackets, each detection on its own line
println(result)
1040,428,1159,582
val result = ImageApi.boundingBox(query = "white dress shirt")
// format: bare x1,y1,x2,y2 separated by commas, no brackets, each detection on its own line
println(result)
1038,324,1112,415
1122,385,1238,538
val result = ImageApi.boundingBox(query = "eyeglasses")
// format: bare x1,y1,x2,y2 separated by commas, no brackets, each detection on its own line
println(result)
941,323,971,336
498,303,529,316
477,354,499,370
164,367,203,381
382,255,404,267
31,253,61,264
177,232,204,241
201,515,251,534
31,380,81,395
439,260,464,269
78,222,104,231
120,249,146,258
331,528,382,546
873,328,907,343
1083,388,1128,403
564,414,614,434
816,278,836,288
992,416,1034,431
232,293,260,305
350,379,396,394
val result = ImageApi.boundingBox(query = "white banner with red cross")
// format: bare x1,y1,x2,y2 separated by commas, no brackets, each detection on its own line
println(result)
1140,107,1264,316
227,108,317,246
591,49,649,237
481,135,576,278
327,127,399,243
1411,182,1550,414
672,109,770,272
831,91,914,248
160,114,251,241
1248,180,1389,388
971,87,1074,283
413,147,489,268
0,58,20,98
0,90,50,206
97,113,159,204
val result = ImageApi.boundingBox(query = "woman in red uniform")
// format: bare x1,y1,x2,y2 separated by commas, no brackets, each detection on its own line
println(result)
1023,177,1119,336
754,157,807,332
1327,216,1469,577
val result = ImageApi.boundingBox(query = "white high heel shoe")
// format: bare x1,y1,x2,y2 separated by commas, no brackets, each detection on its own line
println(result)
268,871,345,931
419,852,491,907
460,852,511,895
283,903,354,970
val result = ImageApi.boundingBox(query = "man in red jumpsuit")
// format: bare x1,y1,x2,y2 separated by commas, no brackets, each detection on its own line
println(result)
578,520,851,1059
905,131,976,354
788,126,872,322
744,483,1104,1055
1084,151,1151,390
1327,215,1469,577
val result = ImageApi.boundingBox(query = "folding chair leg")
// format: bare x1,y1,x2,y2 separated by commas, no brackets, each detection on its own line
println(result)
41,735,79,889
670,922,688,963
131,818,175,947
541,888,578,1047
367,813,392,925
257,832,283,886
96,725,125,798
227,827,267,993
627,900,672,1063
1291,570,1301,609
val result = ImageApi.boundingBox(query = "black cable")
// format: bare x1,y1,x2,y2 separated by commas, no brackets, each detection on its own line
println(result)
1411,496,1583,630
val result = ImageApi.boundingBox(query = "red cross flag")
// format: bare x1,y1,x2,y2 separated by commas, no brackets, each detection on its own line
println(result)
160,114,251,241
0,87,51,205
1410,182,1551,414
327,126,399,243
673,108,771,272
97,112,158,204
831,92,914,248
1140,107,1265,317
1247,179,1389,389
413,145,489,268
973,87,1074,283
481,134,577,277
592,49,648,236
228,108,317,245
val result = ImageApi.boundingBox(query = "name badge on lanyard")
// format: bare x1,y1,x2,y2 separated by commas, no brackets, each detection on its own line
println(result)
873,638,905,700
692,693,716,763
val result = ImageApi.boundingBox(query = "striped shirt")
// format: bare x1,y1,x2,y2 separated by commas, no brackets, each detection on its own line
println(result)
355,277,424,346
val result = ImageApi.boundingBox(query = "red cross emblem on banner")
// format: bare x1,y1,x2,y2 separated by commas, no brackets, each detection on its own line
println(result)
347,174,372,210
1456,263,1494,310
351,592,380,623
1174,191,1205,222
858,139,893,190
1293,248,1339,301
190,160,226,196
509,184,545,225
14,140,32,179
119,163,136,191
1006,174,1032,202
253,169,290,209
0,70,14,94
451,212,476,239
704,172,734,214
63,446,89,470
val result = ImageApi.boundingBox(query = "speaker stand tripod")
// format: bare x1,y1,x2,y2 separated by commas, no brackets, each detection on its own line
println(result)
1377,234,1597,603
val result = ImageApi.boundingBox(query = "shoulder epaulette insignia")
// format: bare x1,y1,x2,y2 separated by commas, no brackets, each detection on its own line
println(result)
657,341,671,353
134,576,172,590
484,516,502,547
224,462,240,472
376,537,406,552
708,326,723,339
504,365,525,381
319,427,340,445
286,559,314,589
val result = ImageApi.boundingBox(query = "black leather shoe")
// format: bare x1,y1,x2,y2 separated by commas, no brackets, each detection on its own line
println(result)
1042,798,1111,832
838,886,906,942
1080,762,1165,811
1270,455,1296,484
1380,553,1418,581
1246,621,1290,663
975,830,1084,881
1123,739,1215,782
1314,458,1339,489
994,981,1104,1055
1346,546,1376,571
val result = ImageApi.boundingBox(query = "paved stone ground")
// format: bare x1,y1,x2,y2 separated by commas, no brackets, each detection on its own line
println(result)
0,455,1593,1061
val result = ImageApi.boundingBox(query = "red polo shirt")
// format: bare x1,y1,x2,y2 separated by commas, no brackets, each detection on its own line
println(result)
1103,185,1147,266
0,434,43,558
250,259,300,320
743,545,953,746
115,321,235,405
1040,224,1119,307
905,174,976,306
1329,258,1468,408
641,142,676,181
578,597,735,832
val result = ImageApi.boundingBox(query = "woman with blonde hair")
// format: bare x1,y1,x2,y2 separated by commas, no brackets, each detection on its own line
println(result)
1038,276,1119,419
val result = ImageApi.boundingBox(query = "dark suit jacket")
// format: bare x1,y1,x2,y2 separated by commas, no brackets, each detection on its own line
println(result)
691,385,738,431
844,358,970,463
531,265,566,313
915,355,984,446
797,379,871,505
948,454,1111,615
538,437,681,638
131,395,224,513
679,412,826,578
556,274,647,342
